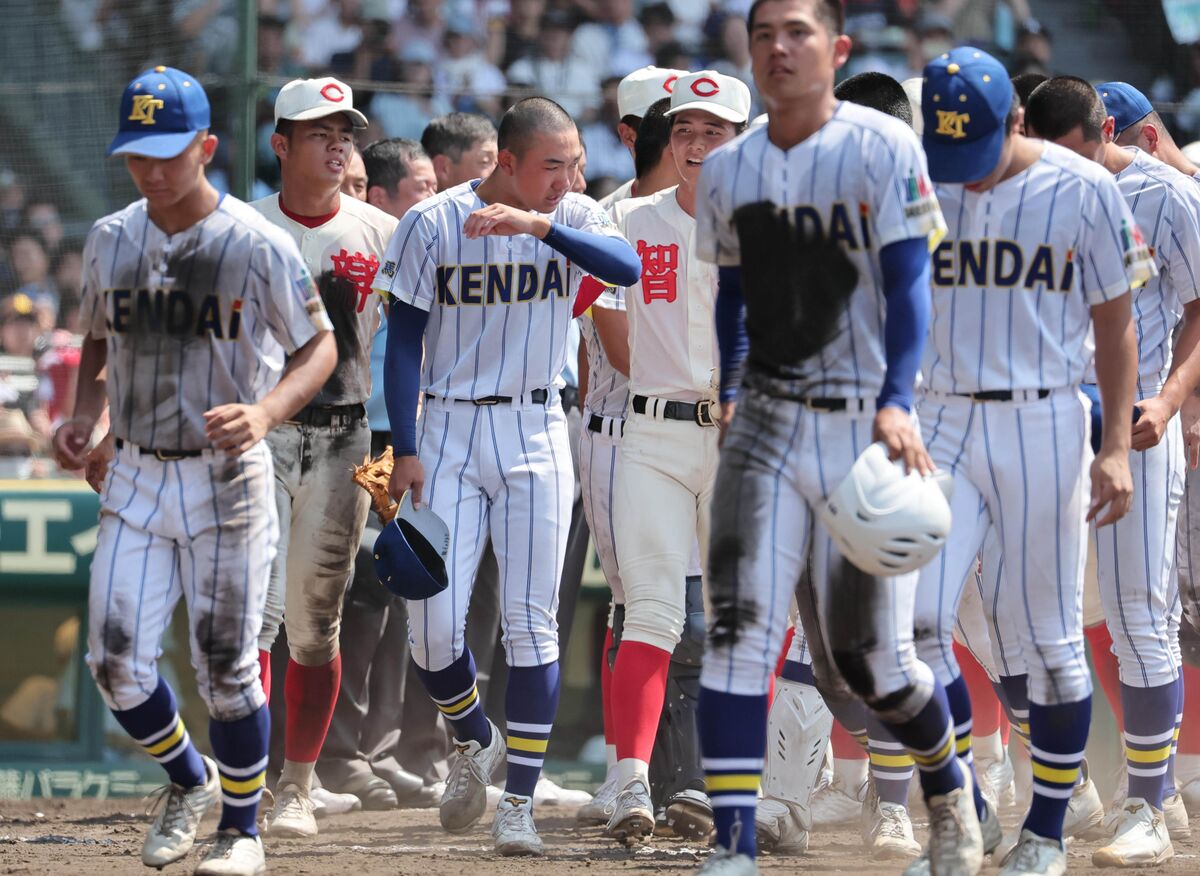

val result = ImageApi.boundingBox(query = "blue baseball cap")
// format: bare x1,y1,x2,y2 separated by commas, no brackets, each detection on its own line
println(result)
108,66,211,159
922,48,1013,183
373,493,450,601
1097,82,1153,136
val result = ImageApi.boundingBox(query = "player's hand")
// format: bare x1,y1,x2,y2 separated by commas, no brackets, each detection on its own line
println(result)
1088,448,1134,527
1132,394,1174,452
52,416,94,471
1181,394,1200,469
873,405,934,476
389,454,425,507
203,403,273,456
463,203,551,240
83,432,114,494
718,401,736,447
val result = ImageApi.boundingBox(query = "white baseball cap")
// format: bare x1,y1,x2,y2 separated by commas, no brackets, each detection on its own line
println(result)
617,66,689,120
274,77,368,128
666,71,752,125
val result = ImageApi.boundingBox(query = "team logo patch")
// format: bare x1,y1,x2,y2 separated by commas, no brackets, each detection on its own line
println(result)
690,77,720,98
663,74,678,93
1120,219,1157,288
382,259,397,278
934,110,970,139
128,94,165,125
320,82,345,103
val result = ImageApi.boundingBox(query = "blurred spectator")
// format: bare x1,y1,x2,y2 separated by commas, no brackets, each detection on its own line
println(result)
24,203,64,255
362,138,438,217
0,293,43,358
579,76,635,183
0,408,46,480
8,233,57,325
909,11,956,74
665,0,709,47
712,13,754,95
1010,19,1052,77
507,11,601,121
438,20,507,118
641,3,679,58
393,0,445,54
371,42,452,140
342,149,369,200
501,0,547,68
571,0,652,78
0,169,25,233
654,40,697,72
298,0,365,69
258,14,303,78
932,0,1033,52
50,245,84,334
36,331,81,429
332,13,393,81
172,0,239,74
421,112,498,190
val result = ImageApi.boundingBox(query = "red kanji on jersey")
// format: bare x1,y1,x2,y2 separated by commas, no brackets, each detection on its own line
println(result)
638,240,679,304
331,249,380,313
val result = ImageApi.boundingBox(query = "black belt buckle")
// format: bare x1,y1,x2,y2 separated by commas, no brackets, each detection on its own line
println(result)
694,400,717,427
154,449,192,462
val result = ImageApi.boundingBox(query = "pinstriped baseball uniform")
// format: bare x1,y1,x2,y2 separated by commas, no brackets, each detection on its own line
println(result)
696,103,946,700
914,141,1157,708
81,195,332,720
374,180,624,671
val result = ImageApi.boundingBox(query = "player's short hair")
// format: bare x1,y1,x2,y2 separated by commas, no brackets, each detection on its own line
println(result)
634,98,673,180
835,72,913,126
1011,72,1049,107
362,138,428,193
497,97,576,156
1023,75,1106,143
275,118,295,139
1116,109,1176,147
420,112,497,162
748,0,843,36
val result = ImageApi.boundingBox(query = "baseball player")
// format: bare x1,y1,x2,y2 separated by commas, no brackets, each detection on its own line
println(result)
574,94,685,825
250,77,400,838
694,1,956,872
341,147,368,201
913,50,1148,876
602,70,751,846
1011,77,1200,866
604,66,689,204
53,66,335,875
375,97,640,856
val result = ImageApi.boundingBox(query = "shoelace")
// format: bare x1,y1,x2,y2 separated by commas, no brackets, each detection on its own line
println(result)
612,784,648,814
144,784,200,837
1010,836,1053,872
495,803,532,834
276,790,313,819
206,832,241,860
878,808,908,839
446,748,489,799
928,796,966,862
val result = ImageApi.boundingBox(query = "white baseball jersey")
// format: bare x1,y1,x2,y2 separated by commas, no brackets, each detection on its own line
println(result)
251,193,397,406
580,288,630,418
925,142,1156,394
375,181,623,399
619,187,718,402
599,178,635,210
79,196,332,450
695,102,945,398
1108,148,1200,394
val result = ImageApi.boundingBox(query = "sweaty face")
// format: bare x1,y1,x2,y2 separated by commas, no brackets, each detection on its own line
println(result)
341,150,368,200
277,116,354,188
749,0,848,108
124,133,213,214
511,128,582,213
447,138,498,187
668,110,739,189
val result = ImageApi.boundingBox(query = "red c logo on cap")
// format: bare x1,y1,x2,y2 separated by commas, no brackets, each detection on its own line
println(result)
662,75,678,93
320,83,345,103
690,77,720,98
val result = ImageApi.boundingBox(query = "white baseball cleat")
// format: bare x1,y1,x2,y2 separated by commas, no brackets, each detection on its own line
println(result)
862,796,921,860
605,778,655,845
1062,772,1105,839
1092,798,1174,867
755,798,809,854
263,784,318,838
440,719,506,834
194,829,266,875
697,847,758,874
811,773,867,827
141,755,221,868
976,750,1016,811
533,775,592,808
922,770,984,876
576,772,620,824
492,795,544,857
1180,777,1200,815
905,799,1002,876
666,788,715,841
998,829,1066,876
1162,792,1191,841
310,786,362,817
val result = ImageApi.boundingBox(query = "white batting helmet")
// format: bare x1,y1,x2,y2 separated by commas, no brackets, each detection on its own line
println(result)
819,443,952,577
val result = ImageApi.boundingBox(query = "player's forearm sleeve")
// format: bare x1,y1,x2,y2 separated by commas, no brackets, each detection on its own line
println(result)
878,237,931,413
716,266,749,403
543,222,642,287
385,300,429,457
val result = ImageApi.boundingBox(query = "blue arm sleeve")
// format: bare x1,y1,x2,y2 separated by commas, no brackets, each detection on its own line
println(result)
543,222,642,288
716,266,749,403
877,237,931,413
384,300,429,456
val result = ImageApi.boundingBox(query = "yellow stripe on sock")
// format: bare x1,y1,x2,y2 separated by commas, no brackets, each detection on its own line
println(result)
220,770,265,795
439,687,478,716
144,720,186,756
506,735,549,753
1031,762,1079,785
869,753,915,768
853,733,870,749
955,737,972,755
706,774,761,793
912,737,954,767
1126,744,1173,765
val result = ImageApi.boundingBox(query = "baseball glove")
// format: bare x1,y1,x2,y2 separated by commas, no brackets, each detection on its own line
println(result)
352,446,399,524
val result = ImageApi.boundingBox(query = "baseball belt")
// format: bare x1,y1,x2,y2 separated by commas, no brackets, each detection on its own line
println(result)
114,437,203,461
284,402,367,427
631,394,717,427
424,388,550,406
953,389,1051,402
587,414,625,438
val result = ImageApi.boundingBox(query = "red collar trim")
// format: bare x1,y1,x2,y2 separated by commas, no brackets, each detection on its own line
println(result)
278,197,340,228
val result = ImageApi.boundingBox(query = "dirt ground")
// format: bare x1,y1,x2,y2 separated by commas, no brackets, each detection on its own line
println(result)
2,796,1200,875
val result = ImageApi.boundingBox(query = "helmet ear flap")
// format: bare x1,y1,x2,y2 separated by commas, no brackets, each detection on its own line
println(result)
819,443,952,577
